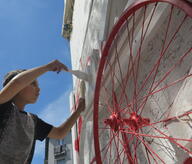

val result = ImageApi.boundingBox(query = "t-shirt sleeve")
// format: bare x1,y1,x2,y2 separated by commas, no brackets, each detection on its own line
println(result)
35,116,53,141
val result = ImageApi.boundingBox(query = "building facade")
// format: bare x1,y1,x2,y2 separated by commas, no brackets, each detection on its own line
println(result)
44,131,73,164
62,0,192,163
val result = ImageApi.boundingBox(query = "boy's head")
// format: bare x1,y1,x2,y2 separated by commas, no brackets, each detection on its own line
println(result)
2,69,40,105
2,69,26,87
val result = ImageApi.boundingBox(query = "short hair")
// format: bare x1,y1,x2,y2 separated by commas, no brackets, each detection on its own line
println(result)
2,69,26,87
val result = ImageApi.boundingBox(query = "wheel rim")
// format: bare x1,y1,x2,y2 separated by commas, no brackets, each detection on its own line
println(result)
93,0,192,163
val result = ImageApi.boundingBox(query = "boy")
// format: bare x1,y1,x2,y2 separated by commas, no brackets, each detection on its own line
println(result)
0,60,85,164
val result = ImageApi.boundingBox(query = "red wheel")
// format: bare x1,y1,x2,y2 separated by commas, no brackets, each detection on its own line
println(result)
93,0,192,163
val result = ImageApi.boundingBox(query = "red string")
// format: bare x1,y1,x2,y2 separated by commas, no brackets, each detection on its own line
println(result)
73,55,90,152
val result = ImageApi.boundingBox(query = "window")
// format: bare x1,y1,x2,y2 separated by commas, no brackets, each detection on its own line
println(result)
61,139,65,145
57,159,65,164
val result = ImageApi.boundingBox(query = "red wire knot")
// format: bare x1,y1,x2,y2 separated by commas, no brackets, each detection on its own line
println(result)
184,157,192,164
104,113,122,132
104,112,150,132
123,112,150,131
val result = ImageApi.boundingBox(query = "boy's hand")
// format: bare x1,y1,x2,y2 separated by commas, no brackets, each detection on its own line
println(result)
77,98,85,112
45,60,68,73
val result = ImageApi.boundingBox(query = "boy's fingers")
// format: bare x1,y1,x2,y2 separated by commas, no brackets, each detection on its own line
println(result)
78,98,85,111
79,98,85,104
46,60,68,72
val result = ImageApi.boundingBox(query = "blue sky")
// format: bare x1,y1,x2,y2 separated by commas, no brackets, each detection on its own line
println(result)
0,0,73,163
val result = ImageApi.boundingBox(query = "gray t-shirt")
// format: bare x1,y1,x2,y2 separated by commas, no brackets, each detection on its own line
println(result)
0,102,53,164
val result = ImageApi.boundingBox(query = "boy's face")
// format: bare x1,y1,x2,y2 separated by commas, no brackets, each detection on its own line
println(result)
16,80,40,104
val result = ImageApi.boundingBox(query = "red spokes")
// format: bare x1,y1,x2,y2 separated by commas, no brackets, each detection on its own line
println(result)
94,1,192,164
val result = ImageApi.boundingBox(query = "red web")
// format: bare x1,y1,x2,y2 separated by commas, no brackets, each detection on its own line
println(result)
93,1,192,164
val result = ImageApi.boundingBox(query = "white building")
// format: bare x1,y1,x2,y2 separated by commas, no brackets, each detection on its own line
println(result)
62,0,192,163
44,131,73,164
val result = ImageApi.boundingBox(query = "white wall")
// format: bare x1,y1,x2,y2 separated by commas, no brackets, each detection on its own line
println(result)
69,0,130,163
68,0,192,163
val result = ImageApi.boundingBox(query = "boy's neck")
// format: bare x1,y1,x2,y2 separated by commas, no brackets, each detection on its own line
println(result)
12,100,25,111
